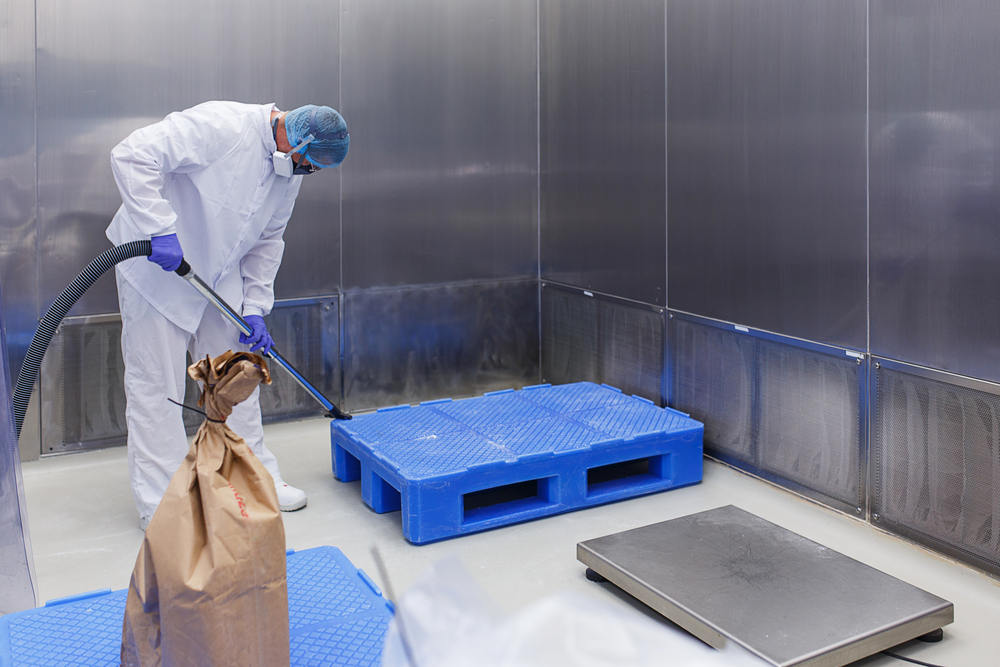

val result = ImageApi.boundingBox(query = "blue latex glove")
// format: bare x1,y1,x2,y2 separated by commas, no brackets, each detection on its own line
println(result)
239,315,274,355
148,233,183,272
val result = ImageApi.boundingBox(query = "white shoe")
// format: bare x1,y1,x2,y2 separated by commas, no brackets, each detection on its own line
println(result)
275,481,307,511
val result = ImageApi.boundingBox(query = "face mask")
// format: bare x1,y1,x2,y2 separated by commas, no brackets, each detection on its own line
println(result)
273,135,315,178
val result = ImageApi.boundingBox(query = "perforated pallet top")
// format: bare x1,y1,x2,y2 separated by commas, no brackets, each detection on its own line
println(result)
0,546,392,667
339,382,699,478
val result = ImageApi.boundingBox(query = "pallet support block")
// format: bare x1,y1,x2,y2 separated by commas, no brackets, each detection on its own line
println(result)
334,443,361,482
332,382,704,544
367,468,402,514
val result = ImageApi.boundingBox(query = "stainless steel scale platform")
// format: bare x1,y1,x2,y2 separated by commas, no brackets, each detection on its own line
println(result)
577,505,953,667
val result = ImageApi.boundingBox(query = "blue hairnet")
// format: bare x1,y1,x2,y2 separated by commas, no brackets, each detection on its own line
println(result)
284,105,350,168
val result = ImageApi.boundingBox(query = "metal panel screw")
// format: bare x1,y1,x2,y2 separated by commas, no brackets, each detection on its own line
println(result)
875,362,880,369
872,513,880,521
856,357,862,365
856,507,862,514
668,313,673,319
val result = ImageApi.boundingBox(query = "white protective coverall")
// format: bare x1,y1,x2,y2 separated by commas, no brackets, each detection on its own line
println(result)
107,101,303,522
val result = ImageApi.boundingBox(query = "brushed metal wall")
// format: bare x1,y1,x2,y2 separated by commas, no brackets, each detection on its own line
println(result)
540,0,666,306
34,0,341,319
0,0,37,389
344,281,539,410
870,1,1000,383
340,0,538,290
667,0,867,349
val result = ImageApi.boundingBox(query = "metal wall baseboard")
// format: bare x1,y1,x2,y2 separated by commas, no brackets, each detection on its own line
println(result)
872,358,1000,578
669,311,867,516
541,282,665,405
343,279,539,412
38,297,339,455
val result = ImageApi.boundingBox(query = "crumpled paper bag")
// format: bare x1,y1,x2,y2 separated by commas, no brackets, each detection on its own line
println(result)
121,351,289,667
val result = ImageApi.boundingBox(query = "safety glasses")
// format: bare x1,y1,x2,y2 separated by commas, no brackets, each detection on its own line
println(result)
291,152,320,175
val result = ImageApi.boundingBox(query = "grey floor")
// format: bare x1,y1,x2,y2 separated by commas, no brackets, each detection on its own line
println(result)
20,417,1000,666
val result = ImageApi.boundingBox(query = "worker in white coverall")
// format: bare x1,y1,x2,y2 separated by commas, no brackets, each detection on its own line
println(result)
106,101,350,529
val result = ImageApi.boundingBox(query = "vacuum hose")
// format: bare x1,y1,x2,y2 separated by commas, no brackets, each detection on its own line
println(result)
12,239,350,440
13,240,152,439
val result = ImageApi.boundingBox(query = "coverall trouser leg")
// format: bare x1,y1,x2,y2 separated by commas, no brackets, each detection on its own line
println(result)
117,271,281,522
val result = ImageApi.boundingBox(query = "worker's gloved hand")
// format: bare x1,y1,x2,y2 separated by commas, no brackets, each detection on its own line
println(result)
240,315,274,355
148,233,184,272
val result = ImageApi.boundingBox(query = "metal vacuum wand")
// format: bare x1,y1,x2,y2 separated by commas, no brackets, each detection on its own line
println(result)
174,259,351,420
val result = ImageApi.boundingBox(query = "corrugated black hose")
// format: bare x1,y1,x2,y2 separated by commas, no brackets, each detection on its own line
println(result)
12,240,153,440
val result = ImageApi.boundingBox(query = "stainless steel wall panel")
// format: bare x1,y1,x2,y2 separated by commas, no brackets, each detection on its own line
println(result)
541,284,664,404
870,1,1000,383
344,281,539,411
540,0,666,306
0,0,38,390
668,0,867,349
273,182,340,299
340,0,538,289
34,0,341,318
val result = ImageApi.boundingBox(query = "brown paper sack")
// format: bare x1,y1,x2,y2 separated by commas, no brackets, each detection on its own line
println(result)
121,351,289,667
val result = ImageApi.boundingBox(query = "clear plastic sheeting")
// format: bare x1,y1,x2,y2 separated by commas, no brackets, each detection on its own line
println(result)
381,556,761,667
0,280,38,614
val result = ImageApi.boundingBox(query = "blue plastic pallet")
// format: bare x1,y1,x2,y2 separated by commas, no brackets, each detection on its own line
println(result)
332,382,704,544
0,547,393,667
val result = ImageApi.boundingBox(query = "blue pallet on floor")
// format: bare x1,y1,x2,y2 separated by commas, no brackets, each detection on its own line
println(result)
332,382,704,544
0,547,393,667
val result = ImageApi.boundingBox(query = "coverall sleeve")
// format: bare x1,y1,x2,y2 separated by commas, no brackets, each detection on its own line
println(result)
110,108,243,238
240,178,303,318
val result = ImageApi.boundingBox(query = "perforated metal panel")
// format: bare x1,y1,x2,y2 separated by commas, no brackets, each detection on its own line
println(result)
61,319,129,449
542,284,664,404
42,298,339,453
757,340,863,508
874,360,1000,577
670,313,865,514
670,318,754,458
